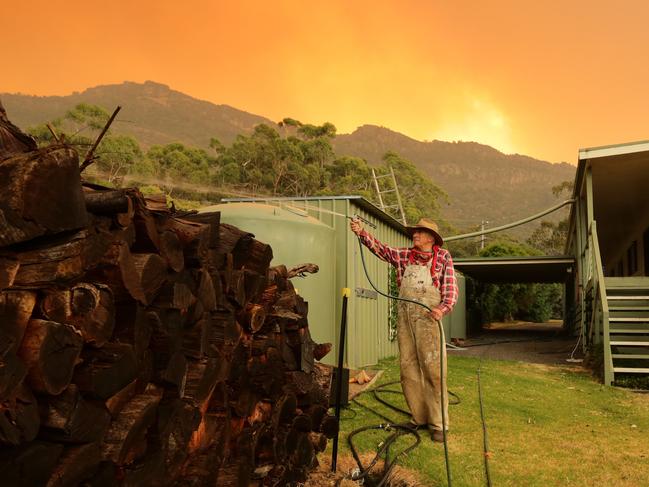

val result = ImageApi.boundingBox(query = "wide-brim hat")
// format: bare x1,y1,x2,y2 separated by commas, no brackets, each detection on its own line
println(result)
406,218,444,246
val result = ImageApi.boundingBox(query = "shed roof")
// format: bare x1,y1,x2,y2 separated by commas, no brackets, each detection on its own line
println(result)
221,195,409,236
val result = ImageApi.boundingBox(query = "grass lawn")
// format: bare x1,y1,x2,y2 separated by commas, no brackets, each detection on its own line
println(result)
334,355,649,486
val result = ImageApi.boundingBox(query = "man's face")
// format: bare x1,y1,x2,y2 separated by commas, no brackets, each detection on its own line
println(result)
412,229,435,250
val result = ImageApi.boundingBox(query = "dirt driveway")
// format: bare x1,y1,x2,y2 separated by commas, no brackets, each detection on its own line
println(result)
449,320,585,366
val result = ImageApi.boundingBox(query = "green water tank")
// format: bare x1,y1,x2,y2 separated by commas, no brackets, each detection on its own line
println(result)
200,203,337,360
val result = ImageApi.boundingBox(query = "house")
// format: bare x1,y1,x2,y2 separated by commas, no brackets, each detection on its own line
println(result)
567,140,649,384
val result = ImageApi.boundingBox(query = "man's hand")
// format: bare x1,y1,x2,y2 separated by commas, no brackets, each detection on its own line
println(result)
430,308,444,321
350,218,363,235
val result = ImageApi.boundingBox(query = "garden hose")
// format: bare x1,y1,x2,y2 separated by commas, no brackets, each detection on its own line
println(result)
344,381,461,486
477,355,493,487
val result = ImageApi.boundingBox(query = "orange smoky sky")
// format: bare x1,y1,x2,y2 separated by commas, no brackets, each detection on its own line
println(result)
3,0,649,163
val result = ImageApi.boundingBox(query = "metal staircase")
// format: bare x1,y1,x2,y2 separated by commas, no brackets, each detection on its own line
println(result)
606,278,649,379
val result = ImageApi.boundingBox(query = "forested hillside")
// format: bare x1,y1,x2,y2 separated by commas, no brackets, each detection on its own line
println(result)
2,81,576,235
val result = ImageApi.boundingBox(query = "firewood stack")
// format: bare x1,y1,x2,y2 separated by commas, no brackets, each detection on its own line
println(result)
0,143,335,486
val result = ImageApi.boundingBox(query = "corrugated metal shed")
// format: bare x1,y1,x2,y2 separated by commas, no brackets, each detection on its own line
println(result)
217,196,465,369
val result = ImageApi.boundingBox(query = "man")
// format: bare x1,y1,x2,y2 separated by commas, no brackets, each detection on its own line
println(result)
350,217,457,442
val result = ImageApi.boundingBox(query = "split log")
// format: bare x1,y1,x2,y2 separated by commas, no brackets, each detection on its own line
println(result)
111,303,152,363
143,193,170,214
72,343,138,400
12,231,88,286
183,356,228,411
0,257,19,290
294,432,315,468
0,384,40,445
216,458,252,487
121,449,167,487
157,398,201,477
239,303,267,333
131,253,167,305
0,440,64,486
217,223,252,255
0,101,37,158
314,342,332,361
154,277,196,311
0,290,37,355
180,211,221,249
79,461,117,487
287,263,319,279
159,230,184,272
131,199,160,253
271,394,297,432
0,146,88,247
147,308,183,380
39,384,110,443
162,218,209,248
105,379,138,417
41,283,115,347
178,444,224,486
216,224,273,275
0,352,27,399
308,432,327,453
46,442,102,487
101,384,163,466
161,351,187,397
206,308,243,353
81,218,124,269
182,317,209,359
84,189,131,215
319,414,339,439
196,268,217,312
89,241,146,304
18,319,83,395
300,327,316,373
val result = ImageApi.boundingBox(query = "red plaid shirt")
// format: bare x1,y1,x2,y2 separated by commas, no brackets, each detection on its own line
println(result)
359,230,458,316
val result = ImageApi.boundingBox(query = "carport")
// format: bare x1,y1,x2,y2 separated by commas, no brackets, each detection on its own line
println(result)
454,256,575,283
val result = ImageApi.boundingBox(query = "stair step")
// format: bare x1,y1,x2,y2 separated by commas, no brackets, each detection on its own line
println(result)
611,341,649,346
610,317,649,322
607,296,649,300
610,329,649,334
609,306,649,310
612,354,649,359
613,367,649,373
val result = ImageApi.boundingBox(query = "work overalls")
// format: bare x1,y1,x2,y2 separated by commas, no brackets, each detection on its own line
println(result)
397,251,449,431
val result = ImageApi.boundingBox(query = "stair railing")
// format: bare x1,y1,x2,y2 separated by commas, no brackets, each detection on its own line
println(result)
587,221,613,384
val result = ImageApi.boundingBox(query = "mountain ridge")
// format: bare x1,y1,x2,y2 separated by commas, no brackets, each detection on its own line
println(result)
1,81,575,232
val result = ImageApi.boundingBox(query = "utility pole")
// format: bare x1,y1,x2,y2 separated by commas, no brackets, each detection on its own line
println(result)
480,220,489,250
